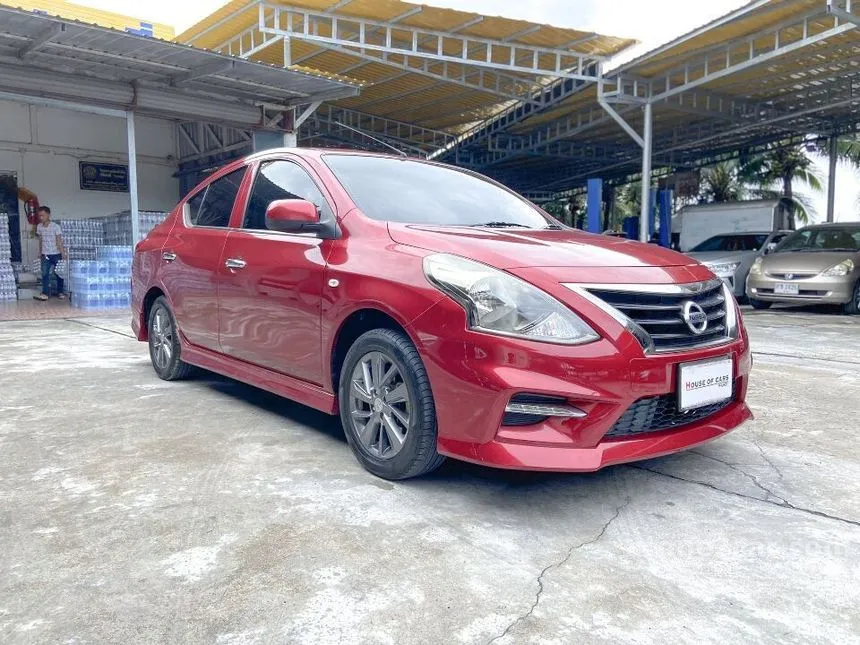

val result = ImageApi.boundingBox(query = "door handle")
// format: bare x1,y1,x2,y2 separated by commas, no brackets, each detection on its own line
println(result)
225,258,247,270
162,251,177,262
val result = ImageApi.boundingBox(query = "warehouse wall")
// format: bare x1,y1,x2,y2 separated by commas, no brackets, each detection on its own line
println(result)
0,101,179,264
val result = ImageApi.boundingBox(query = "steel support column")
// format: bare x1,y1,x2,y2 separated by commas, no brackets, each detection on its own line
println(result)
126,111,140,246
827,134,839,222
586,178,602,233
639,102,653,243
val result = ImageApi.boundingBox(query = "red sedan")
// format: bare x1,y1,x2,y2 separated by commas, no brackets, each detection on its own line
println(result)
132,150,752,480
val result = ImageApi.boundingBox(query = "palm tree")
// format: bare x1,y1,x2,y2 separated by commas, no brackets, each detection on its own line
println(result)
740,142,823,227
699,161,746,203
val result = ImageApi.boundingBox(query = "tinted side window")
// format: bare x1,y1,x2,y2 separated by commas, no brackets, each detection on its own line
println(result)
187,189,206,223
244,161,333,230
192,168,245,228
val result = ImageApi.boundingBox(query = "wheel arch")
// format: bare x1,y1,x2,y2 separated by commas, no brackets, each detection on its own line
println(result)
329,307,420,395
138,286,168,341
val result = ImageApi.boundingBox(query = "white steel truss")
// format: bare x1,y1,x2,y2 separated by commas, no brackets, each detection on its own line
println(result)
256,3,605,79
213,0,606,104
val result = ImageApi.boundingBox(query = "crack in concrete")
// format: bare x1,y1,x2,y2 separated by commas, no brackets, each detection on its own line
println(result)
751,439,784,480
485,498,630,645
65,318,136,340
632,465,860,529
690,450,788,505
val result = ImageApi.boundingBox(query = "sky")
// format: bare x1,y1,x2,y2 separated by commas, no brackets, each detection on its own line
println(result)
78,0,858,222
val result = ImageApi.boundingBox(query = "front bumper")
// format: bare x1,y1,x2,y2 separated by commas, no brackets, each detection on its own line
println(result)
411,295,752,472
747,274,854,305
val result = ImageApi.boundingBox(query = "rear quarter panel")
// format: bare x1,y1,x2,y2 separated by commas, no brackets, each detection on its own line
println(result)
131,209,177,339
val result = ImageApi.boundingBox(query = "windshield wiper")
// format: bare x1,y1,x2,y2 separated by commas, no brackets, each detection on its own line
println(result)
469,221,530,228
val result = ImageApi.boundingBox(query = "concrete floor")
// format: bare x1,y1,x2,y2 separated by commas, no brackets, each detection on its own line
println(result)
1,308,858,645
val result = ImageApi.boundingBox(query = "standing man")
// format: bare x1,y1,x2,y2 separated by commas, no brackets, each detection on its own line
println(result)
34,206,67,301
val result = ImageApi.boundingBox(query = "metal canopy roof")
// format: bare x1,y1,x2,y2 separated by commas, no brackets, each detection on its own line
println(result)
177,0,636,133
446,0,860,193
0,4,358,127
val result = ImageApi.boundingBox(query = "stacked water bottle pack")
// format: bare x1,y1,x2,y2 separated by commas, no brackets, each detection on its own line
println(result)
58,218,105,261
69,245,132,310
100,211,168,245
0,214,15,301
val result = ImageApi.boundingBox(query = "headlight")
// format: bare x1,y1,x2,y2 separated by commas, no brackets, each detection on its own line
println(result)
706,261,741,277
749,257,764,276
821,259,854,277
423,254,599,345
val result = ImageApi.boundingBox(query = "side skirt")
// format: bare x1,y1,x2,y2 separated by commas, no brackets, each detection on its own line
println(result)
182,344,337,415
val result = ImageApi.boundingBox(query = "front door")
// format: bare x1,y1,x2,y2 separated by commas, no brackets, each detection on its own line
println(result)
218,159,335,385
160,167,246,351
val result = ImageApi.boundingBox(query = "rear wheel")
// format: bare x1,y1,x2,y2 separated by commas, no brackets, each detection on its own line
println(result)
748,298,772,310
843,281,860,315
148,297,194,381
339,329,445,480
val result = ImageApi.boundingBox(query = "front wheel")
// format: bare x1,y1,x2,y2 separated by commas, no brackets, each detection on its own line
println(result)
339,328,445,480
749,298,772,310
148,297,195,381
843,281,860,315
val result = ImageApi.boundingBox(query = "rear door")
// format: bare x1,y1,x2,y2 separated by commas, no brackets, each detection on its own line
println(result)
159,167,247,351
217,158,335,384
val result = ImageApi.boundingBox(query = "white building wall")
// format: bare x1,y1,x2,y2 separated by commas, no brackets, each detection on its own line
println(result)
0,101,179,264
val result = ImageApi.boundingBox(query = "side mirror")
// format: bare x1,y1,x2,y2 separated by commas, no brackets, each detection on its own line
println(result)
265,199,322,234
764,242,778,255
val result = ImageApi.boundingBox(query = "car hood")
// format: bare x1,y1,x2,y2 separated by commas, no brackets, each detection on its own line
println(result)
762,250,859,273
387,224,693,269
687,251,753,264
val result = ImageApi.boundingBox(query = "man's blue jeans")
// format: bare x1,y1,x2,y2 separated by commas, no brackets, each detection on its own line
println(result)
41,254,64,296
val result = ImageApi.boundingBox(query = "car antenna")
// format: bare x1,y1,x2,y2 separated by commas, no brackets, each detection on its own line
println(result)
332,120,408,157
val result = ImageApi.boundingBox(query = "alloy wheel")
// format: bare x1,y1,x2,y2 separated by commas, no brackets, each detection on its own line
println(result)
151,308,174,370
349,351,411,459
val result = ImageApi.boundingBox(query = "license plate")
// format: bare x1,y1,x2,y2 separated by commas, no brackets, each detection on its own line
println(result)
774,282,799,295
678,356,733,412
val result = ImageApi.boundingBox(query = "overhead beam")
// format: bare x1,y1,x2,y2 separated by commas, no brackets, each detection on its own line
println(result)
646,11,857,103
258,3,605,80
170,60,236,86
17,22,65,59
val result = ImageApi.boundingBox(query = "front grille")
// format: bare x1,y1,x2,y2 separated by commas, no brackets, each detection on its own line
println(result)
766,272,816,280
606,386,736,438
588,280,728,352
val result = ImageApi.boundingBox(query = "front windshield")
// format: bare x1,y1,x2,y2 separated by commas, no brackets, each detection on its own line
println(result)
323,154,557,229
777,226,860,252
691,234,769,253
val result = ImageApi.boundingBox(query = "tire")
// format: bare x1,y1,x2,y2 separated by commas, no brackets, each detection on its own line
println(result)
748,298,772,310
843,281,860,315
147,297,195,381
338,328,445,480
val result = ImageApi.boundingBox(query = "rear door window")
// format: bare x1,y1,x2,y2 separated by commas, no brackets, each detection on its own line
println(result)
189,168,245,228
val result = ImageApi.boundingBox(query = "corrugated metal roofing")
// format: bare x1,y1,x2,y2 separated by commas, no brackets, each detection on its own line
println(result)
11,0,175,39
0,4,358,126
177,0,637,133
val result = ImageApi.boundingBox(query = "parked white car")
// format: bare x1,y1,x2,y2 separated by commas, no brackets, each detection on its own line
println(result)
688,230,792,299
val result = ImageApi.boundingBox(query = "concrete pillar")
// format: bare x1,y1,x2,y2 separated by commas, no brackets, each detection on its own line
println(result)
126,111,139,247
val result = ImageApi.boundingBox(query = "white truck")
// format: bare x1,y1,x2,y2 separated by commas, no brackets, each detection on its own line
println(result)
672,200,790,252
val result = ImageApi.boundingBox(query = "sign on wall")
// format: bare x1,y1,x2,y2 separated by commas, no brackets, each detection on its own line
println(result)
79,162,129,193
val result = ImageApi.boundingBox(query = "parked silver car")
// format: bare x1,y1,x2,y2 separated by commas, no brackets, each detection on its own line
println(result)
688,230,792,299
746,223,860,314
